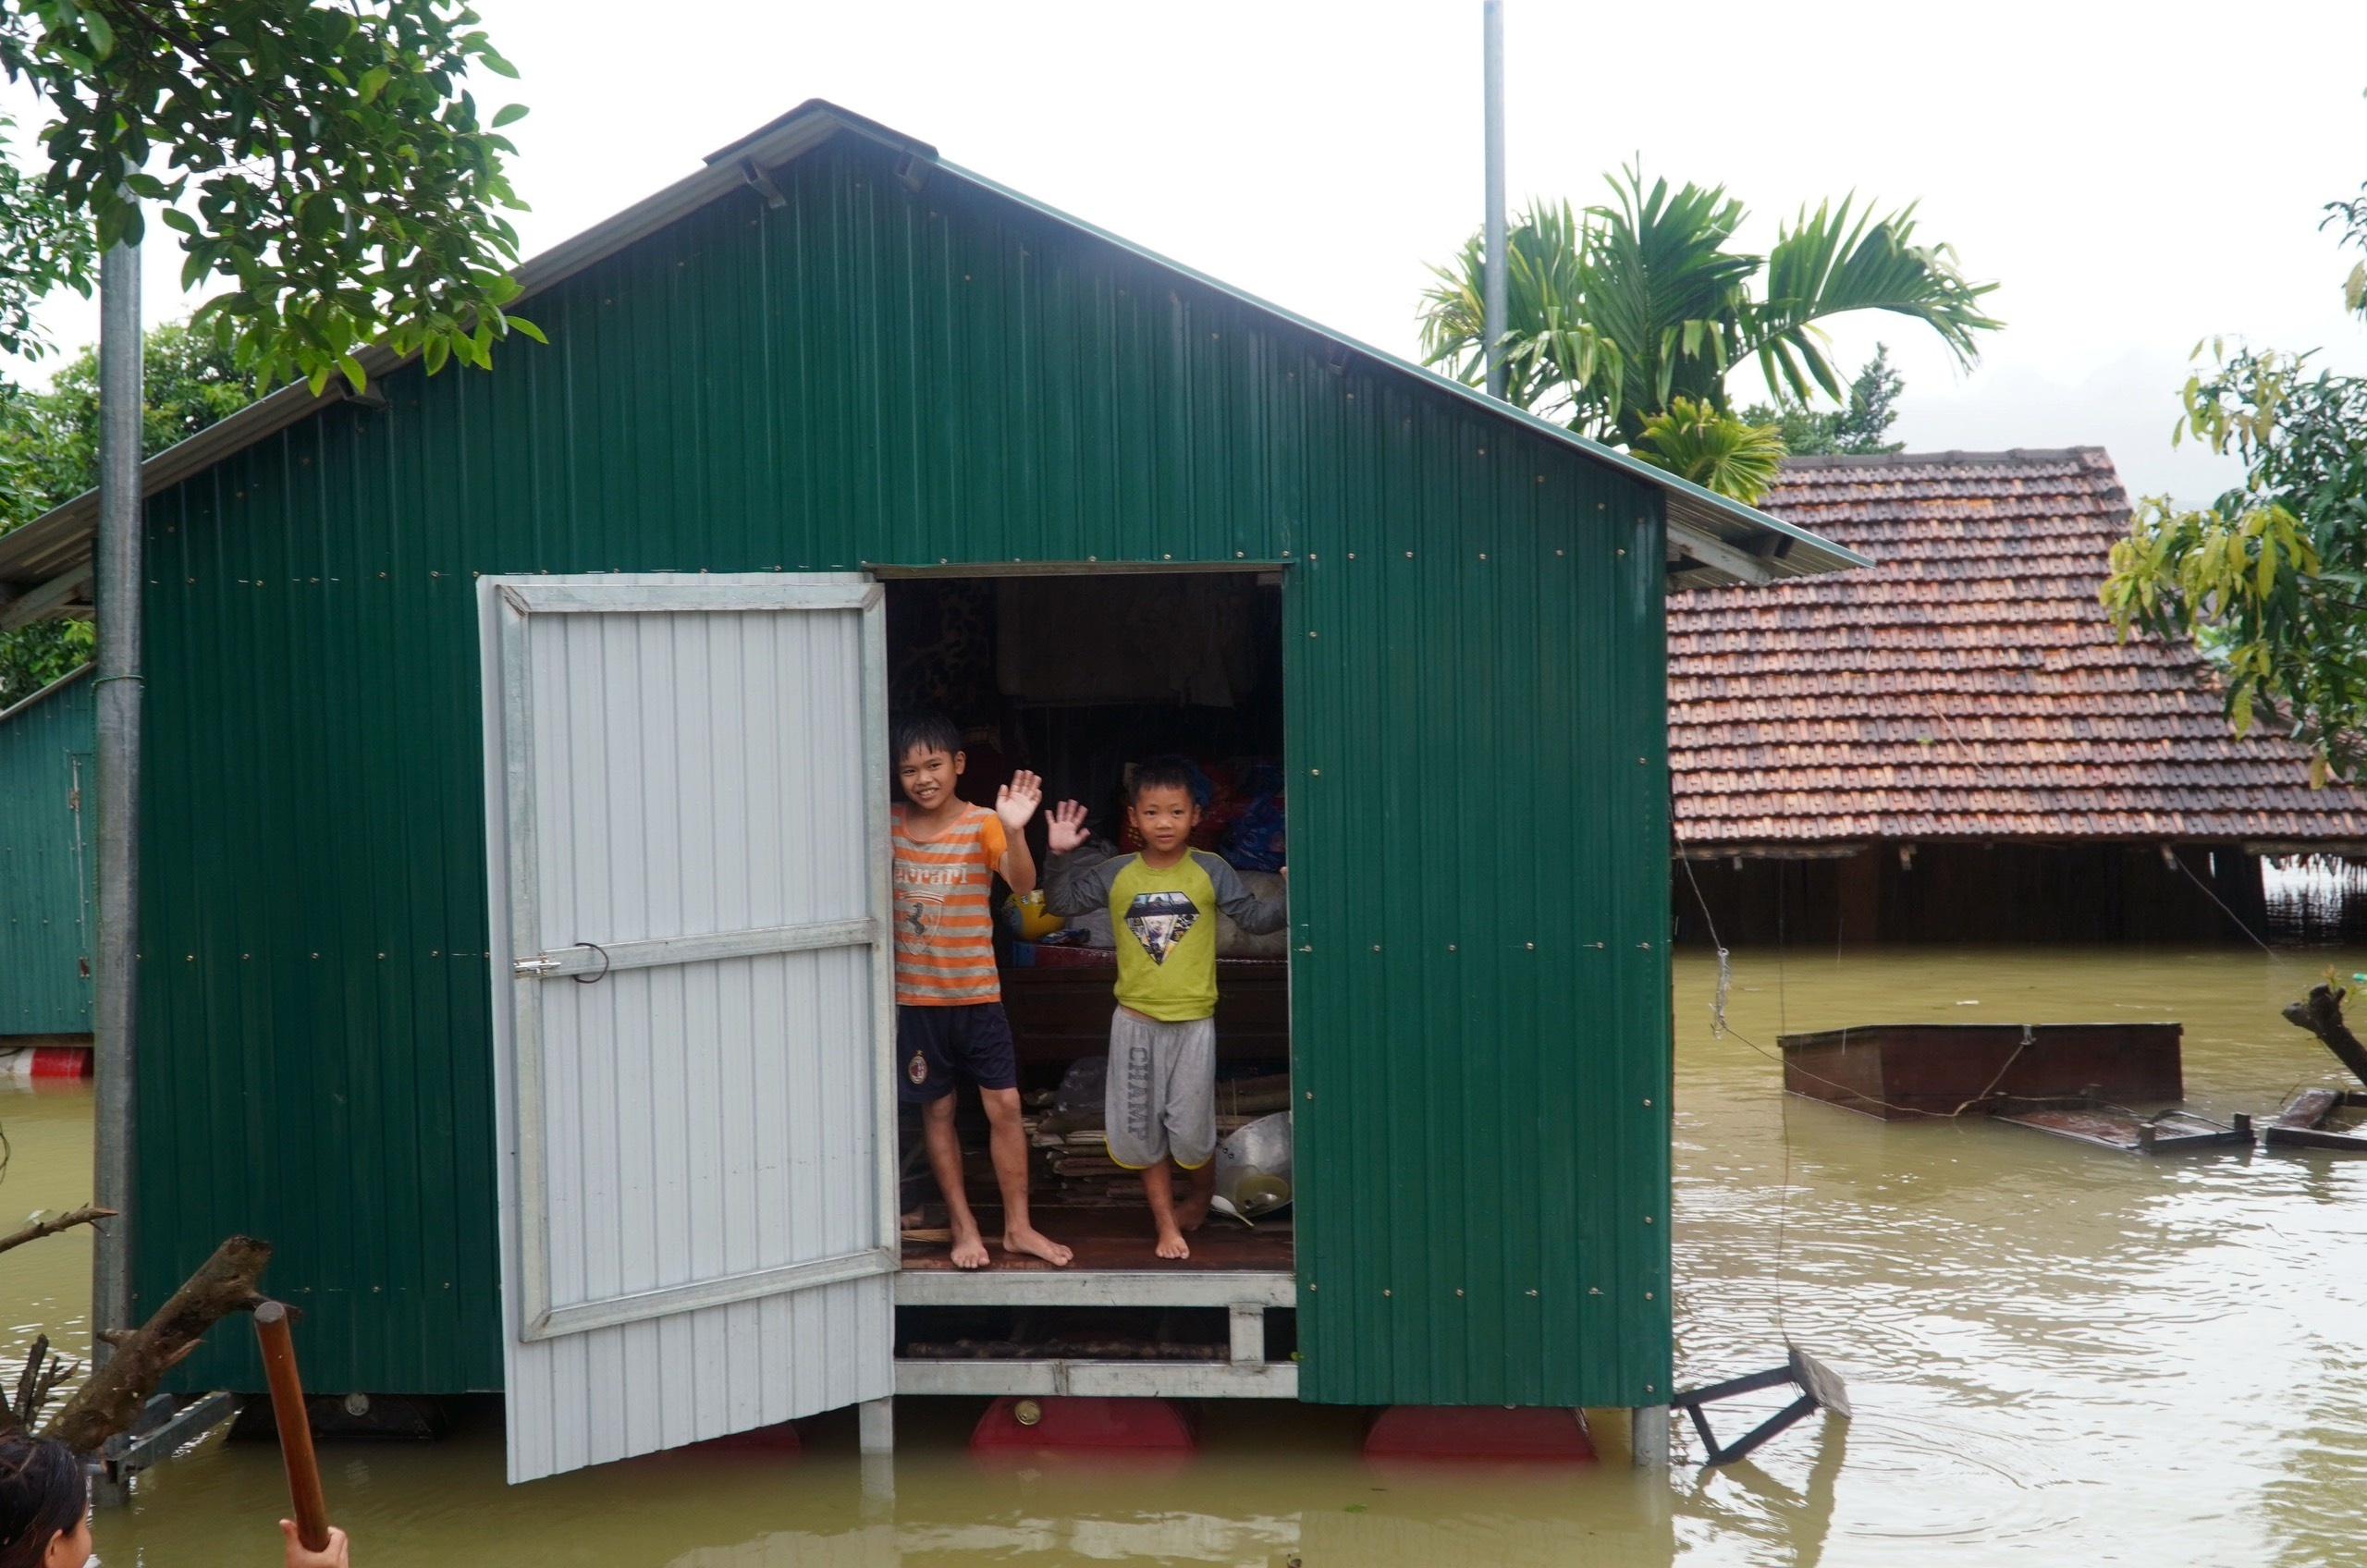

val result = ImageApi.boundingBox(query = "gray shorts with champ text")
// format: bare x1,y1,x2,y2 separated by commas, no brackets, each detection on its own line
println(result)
1104,1009,1217,1170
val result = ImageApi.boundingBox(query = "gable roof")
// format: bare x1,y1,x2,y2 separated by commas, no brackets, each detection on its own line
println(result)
0,101,1860,619
1668,447,2367,850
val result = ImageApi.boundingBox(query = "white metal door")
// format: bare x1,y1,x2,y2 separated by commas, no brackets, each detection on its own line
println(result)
478,573,896,1483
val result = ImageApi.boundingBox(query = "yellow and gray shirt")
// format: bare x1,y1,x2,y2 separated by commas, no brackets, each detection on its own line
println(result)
1043,849,1288,1022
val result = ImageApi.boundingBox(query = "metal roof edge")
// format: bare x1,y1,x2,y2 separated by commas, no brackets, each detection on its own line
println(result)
0,100,1865,585
0,659,93,727
926,156,1868,578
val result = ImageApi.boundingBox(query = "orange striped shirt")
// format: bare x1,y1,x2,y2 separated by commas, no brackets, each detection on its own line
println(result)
889,802,1008,1005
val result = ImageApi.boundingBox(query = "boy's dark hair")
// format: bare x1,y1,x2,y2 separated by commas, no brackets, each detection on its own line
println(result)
890,711,963,764
0,1434,86,1568
1128,757,1197,804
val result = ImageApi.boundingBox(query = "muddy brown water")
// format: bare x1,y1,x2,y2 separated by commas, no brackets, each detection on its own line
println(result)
6,945,2365,1566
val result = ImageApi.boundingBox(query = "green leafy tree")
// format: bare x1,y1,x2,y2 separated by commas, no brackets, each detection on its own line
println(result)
1417,170,1997,496
0,109,93,359
0,0,539,393
0,318,257,704
2102,173,2367,786
1740,344,1906,457
2103,344,2367,784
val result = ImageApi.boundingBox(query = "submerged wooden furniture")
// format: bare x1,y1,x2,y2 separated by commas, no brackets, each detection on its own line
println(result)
2263,1088,2367,1153
1986,1098,2250,1154
1780,1023,2183,1120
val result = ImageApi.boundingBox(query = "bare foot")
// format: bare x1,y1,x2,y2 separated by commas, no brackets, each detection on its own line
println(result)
1174,1191,1212,1232
1154,1226,1191,1261
950,1225,991,1269
1003,1227,1073,1267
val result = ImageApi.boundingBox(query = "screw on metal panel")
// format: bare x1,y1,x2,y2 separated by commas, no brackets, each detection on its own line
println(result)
1383,1289,1392,1297
1646,1383,1655,1393
1013,1399,1043,1427
1371,944,1380,952
1404,551,1413,558
1305,1091,1314,1100
1478,553,1486,560
1616,547,1625,557
1645,1292,1654,1301
1455,1288,1464,1296
1477,448,1487,457
1639,941,1652,949
312,952,319,959
1588,1287,1602,1295
1526,942,1535,950
1527,1289,1539,1297
1309,1282,1317,1291
1087,556,1097,562
1163,554,1172,560
1642,1098,1651,1108
1310,768,1319,776
1448,944,1456,951
1299,944,1312,952
377,952,386,960
241,953,249,961
1644,1216,1653,1224
1537,475,1546,484
1308,631,1317,638
1236,551,1245,558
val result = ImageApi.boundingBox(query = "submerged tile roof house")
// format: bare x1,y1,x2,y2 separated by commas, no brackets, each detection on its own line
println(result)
1670,447,2367,851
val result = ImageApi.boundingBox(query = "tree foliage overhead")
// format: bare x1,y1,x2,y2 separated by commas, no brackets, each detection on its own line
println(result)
0,0,539,393
0,109,92,359
1417,169,1998,461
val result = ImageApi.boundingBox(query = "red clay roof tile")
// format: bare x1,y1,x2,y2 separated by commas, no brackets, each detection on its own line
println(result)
1669,447,2367,844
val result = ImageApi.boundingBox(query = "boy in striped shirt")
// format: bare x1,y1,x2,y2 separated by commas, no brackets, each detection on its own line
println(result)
891,714,1071,1269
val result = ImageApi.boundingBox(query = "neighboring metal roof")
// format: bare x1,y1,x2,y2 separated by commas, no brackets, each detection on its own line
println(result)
1668,447,2367,847
0,659,92,727
0,100,1861,609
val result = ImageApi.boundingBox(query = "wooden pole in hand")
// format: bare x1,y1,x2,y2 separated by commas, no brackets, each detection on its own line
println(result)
252,1301,329,1551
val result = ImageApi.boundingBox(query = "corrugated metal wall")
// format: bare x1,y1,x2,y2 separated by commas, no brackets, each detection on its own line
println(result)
137,130,1670,1403
0,667,93,1035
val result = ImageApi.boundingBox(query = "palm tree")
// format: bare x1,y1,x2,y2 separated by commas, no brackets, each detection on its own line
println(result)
1418,168,2002,455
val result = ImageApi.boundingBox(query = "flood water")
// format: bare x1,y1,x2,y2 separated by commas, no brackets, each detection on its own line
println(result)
6,944,2366,1566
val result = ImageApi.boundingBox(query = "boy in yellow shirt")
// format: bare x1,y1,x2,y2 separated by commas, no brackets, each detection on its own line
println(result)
1043,763,1287,1259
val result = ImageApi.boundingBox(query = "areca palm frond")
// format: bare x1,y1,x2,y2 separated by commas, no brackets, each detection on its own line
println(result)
1416,168,2001,450
1419,203,1621,422
1632,397,1787,503
1750,197,2002,407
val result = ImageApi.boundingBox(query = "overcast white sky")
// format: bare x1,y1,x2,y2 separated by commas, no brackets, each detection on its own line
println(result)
10,0,2367,506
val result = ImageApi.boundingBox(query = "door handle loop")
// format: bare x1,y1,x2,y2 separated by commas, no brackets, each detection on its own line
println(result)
570,941,612,983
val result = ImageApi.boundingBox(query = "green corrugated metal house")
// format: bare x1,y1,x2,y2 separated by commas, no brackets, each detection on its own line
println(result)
0,666,93,1039
0,102,1858,1476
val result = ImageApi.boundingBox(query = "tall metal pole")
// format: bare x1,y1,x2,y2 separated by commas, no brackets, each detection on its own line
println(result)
92,236,143,1366
1481,0,1508,400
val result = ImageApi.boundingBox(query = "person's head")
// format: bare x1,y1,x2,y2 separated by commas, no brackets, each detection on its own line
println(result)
892,712,964,811
1126,759,1201,857
0,1434,90,1568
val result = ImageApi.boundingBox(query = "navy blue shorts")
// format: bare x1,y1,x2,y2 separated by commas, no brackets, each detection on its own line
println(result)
897,1001,1019,1105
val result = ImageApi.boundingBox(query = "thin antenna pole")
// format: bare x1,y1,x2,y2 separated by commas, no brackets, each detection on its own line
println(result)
92,234,143,1366
1481,0,1508,400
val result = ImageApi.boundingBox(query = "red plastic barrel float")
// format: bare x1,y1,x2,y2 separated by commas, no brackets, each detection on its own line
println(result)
1363,1405,1597,1462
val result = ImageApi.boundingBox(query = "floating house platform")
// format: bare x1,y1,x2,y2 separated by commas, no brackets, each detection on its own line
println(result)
0,100,1863,1483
